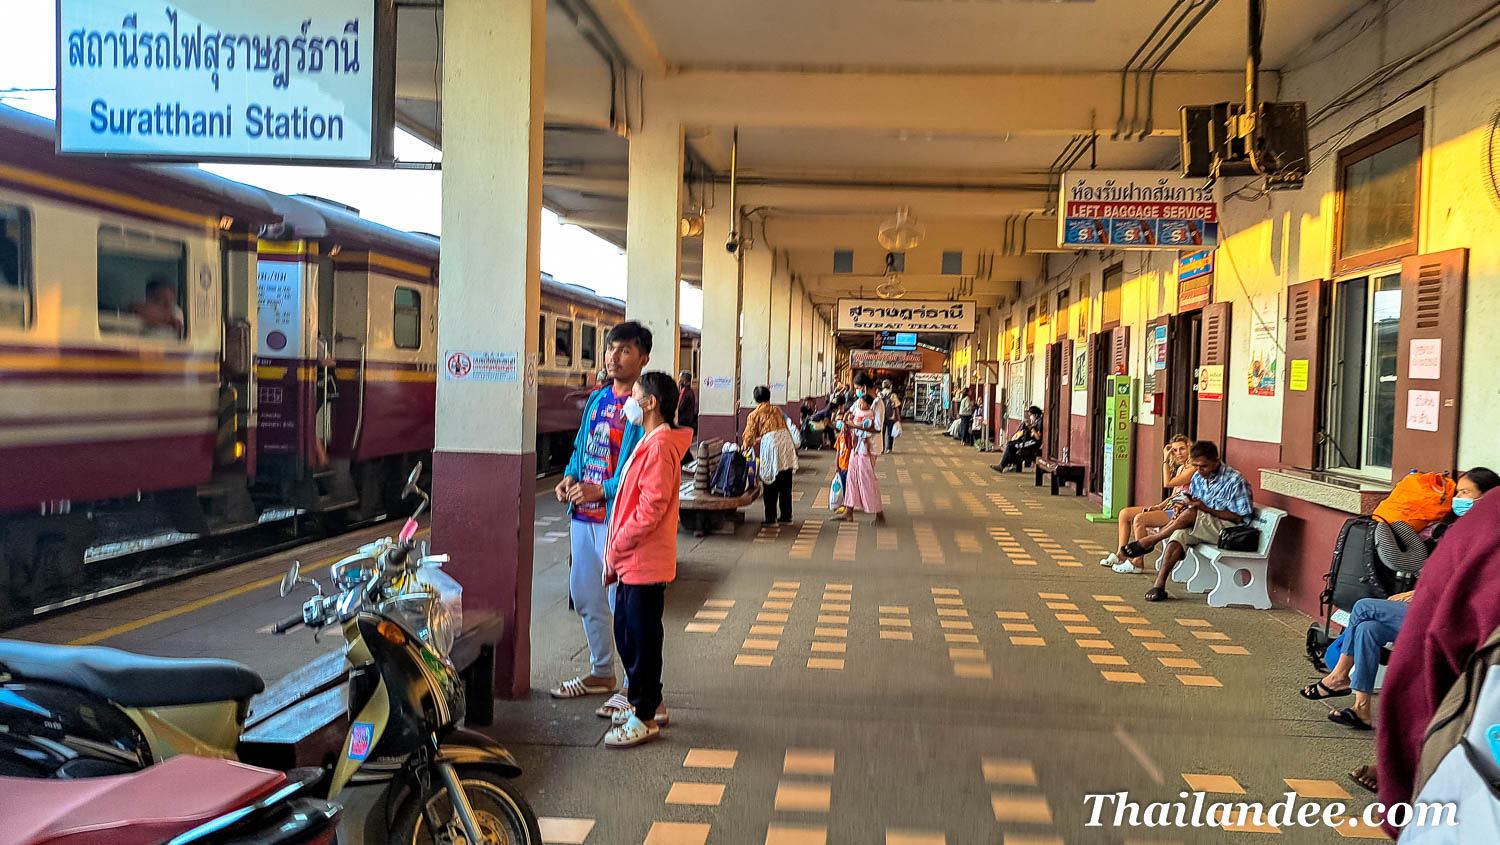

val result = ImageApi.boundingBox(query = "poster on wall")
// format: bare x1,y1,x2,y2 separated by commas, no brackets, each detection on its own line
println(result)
57,0,391,163
1059,171,1219,250
1246,299,1279,396
1072,348,1088,391
1197,364,1225,401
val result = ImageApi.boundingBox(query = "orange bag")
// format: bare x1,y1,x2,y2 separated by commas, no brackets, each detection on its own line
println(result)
1372,471,1457,531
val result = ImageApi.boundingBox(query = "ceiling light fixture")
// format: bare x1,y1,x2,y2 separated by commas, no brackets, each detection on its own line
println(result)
877,206,925,250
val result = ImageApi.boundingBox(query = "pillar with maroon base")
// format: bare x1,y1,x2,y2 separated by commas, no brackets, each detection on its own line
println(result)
432,0,544,700
698,201,741,442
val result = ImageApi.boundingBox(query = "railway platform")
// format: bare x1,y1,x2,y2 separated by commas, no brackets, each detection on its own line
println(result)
6,427,1383,843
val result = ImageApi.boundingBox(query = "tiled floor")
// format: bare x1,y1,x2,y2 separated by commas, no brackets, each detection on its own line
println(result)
14,427,1381,844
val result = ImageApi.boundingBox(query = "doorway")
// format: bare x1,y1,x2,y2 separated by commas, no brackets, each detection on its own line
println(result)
1088,332,1110,493
1165,310,1203,441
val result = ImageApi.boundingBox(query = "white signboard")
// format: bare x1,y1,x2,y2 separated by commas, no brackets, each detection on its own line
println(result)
1406,389,1441,432
256,261,303,358
1059,171,1218,250
836,299,976,334
58,0,380,161
1408,339,1442,380
704,376,734,390
443,350,518,383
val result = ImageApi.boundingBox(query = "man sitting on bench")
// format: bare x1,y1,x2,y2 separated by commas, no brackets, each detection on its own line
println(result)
1119,440,1253,603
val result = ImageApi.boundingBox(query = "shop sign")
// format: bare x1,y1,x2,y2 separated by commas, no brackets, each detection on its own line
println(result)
851,349,923,371
836,299,976,333
1059,171,1219,250
57,0,390,162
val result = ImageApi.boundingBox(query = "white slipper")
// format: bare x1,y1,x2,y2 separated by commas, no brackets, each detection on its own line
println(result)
550,676,616,699
600,695,670,727
605,714,661,748
1099,553,1121,568
1112,560,1145,574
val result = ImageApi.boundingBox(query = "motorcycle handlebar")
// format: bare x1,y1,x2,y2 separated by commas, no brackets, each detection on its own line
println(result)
272,612,304,634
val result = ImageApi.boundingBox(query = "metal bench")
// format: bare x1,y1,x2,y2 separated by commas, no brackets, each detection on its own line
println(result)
1174,506,1287,609
1034,458,1086,496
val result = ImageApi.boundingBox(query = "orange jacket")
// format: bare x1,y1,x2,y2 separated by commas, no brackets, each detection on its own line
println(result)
606,425,694,584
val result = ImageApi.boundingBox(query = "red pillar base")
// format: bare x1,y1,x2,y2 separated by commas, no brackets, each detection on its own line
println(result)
432,449,535,700
699,414,739,443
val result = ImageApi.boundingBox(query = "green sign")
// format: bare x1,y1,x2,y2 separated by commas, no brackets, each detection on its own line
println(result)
1087,375,1134,522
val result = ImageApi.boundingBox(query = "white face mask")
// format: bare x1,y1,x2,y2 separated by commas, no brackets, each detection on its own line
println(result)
623,396,644,425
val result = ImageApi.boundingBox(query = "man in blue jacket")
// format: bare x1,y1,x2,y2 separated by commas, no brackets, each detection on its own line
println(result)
550,321,650,700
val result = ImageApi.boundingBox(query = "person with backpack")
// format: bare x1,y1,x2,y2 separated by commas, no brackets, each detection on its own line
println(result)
1376,482,1500,836
550,322,651,703
600,371,693,748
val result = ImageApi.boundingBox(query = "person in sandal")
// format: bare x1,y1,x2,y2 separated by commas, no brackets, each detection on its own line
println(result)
602,372,692,749
1298,594,1416,730
551,322,651,700
1122,440,1253,603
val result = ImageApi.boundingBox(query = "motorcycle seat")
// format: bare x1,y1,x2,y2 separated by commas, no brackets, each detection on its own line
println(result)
0,755,285,845
0,639,264,707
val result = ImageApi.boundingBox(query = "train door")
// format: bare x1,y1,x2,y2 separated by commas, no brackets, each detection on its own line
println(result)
315,254,337,465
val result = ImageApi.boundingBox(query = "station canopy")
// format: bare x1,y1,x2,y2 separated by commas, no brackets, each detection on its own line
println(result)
392,0,1353,315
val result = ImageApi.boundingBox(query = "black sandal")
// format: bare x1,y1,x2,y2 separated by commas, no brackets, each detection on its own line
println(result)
1121,541,1155,558
1348,765,1378,794
1300,681,1353,701
1329,708,1373,730
1144,586,1169,602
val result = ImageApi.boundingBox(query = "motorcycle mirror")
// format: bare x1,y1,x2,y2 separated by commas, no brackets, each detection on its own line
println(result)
279,560,302,597
402,462,424,499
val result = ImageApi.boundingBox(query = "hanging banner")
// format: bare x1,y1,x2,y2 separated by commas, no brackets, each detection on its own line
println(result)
57,0,392,163
1059,171,1218,250
836,299,976,333
851,349,923,371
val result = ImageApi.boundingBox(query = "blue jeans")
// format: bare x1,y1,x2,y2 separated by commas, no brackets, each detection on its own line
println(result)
1343,598,1409,693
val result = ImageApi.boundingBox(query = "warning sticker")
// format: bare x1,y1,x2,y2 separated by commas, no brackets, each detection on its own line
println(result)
443,350,518,383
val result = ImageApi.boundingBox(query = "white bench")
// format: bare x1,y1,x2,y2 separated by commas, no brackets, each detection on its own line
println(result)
1172,506,1286,609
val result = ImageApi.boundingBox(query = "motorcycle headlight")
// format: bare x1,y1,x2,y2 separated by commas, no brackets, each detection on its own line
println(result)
385,594,454,659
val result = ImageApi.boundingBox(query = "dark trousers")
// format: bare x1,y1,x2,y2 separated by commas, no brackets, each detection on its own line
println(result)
1000,440,1038,471
959,414,975,446
764,469,793,522
883,422,896,453
613,582,666,720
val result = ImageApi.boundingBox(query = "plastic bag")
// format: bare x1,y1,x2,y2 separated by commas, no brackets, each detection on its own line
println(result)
892,421,902,438
828,475,845,511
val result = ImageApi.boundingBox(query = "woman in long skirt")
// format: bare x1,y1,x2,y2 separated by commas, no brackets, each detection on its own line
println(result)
841,394,886,524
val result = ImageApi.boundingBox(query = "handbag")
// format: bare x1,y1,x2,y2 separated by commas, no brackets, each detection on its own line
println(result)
1216,524,1260,552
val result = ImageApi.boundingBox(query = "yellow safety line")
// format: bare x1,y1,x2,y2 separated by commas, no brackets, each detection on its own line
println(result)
67,529,430,647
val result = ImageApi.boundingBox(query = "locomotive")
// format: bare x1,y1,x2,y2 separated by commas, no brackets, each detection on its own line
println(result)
0,104,698,620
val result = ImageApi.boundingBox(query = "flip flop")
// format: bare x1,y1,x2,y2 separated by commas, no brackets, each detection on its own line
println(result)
1144,587,1169,602
1329,708,1373,730
1300,681,1353,700
1348,765,1379,794
550,676,616,699
1121,541,1155,558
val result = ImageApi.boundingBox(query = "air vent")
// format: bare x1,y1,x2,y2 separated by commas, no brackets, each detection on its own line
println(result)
833,250,853,273
1291,289,1311,342
942,251,963,275
1413,262,1443,329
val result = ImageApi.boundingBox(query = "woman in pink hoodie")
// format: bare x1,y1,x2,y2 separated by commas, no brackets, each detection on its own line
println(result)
602,371,693,748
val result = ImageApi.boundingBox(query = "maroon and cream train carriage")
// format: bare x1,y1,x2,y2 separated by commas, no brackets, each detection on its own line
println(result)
0,104,277,609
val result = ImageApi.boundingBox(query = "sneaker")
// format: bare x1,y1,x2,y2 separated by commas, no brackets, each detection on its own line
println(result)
1099,553,1121,568
1112,560,1145,574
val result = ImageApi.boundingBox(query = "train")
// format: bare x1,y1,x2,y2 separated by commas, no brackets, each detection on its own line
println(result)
0,104,698,617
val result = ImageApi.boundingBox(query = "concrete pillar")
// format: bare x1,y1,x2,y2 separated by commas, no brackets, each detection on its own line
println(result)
787,282,804,413
625,119,684,374
801,292,815,401
432,0,544,699
699,202,741,441
740,245,773,419
768,260,791,405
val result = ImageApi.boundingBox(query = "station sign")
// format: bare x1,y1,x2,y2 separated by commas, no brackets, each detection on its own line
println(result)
851,349,923,371
836,299,976,334
1059,171,1219,250
56,0,395,163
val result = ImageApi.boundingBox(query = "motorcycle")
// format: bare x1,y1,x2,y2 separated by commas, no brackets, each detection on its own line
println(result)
0,463,540,844
1,755,340,845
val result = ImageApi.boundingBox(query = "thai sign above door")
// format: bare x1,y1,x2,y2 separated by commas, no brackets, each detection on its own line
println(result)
1059,171,1219,250
850,349,924,371
57,0,392,163
836,299,976,333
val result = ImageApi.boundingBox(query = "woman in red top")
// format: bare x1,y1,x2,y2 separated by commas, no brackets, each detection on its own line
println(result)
602,371,693,748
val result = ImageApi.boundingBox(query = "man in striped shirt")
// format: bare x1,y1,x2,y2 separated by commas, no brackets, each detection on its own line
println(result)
1132,440,1254,602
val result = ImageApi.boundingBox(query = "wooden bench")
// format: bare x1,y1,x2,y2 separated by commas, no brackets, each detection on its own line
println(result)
1174,506,1287,610
679,480,760,537
451,611,505,727
1034,457,1086,496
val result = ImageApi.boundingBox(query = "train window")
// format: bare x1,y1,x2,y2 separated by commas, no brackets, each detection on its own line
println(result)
580,323,597,370
0,204,32,329
97,227,187,340
393,286,422,349
537,314,546,365
554,318,573,368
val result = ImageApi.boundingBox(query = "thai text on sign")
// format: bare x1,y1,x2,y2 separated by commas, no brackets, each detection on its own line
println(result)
1059,171,1219,250
836,299,975,333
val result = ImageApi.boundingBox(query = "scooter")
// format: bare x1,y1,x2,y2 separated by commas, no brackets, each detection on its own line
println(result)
0,463,540,844
2,755,340,845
